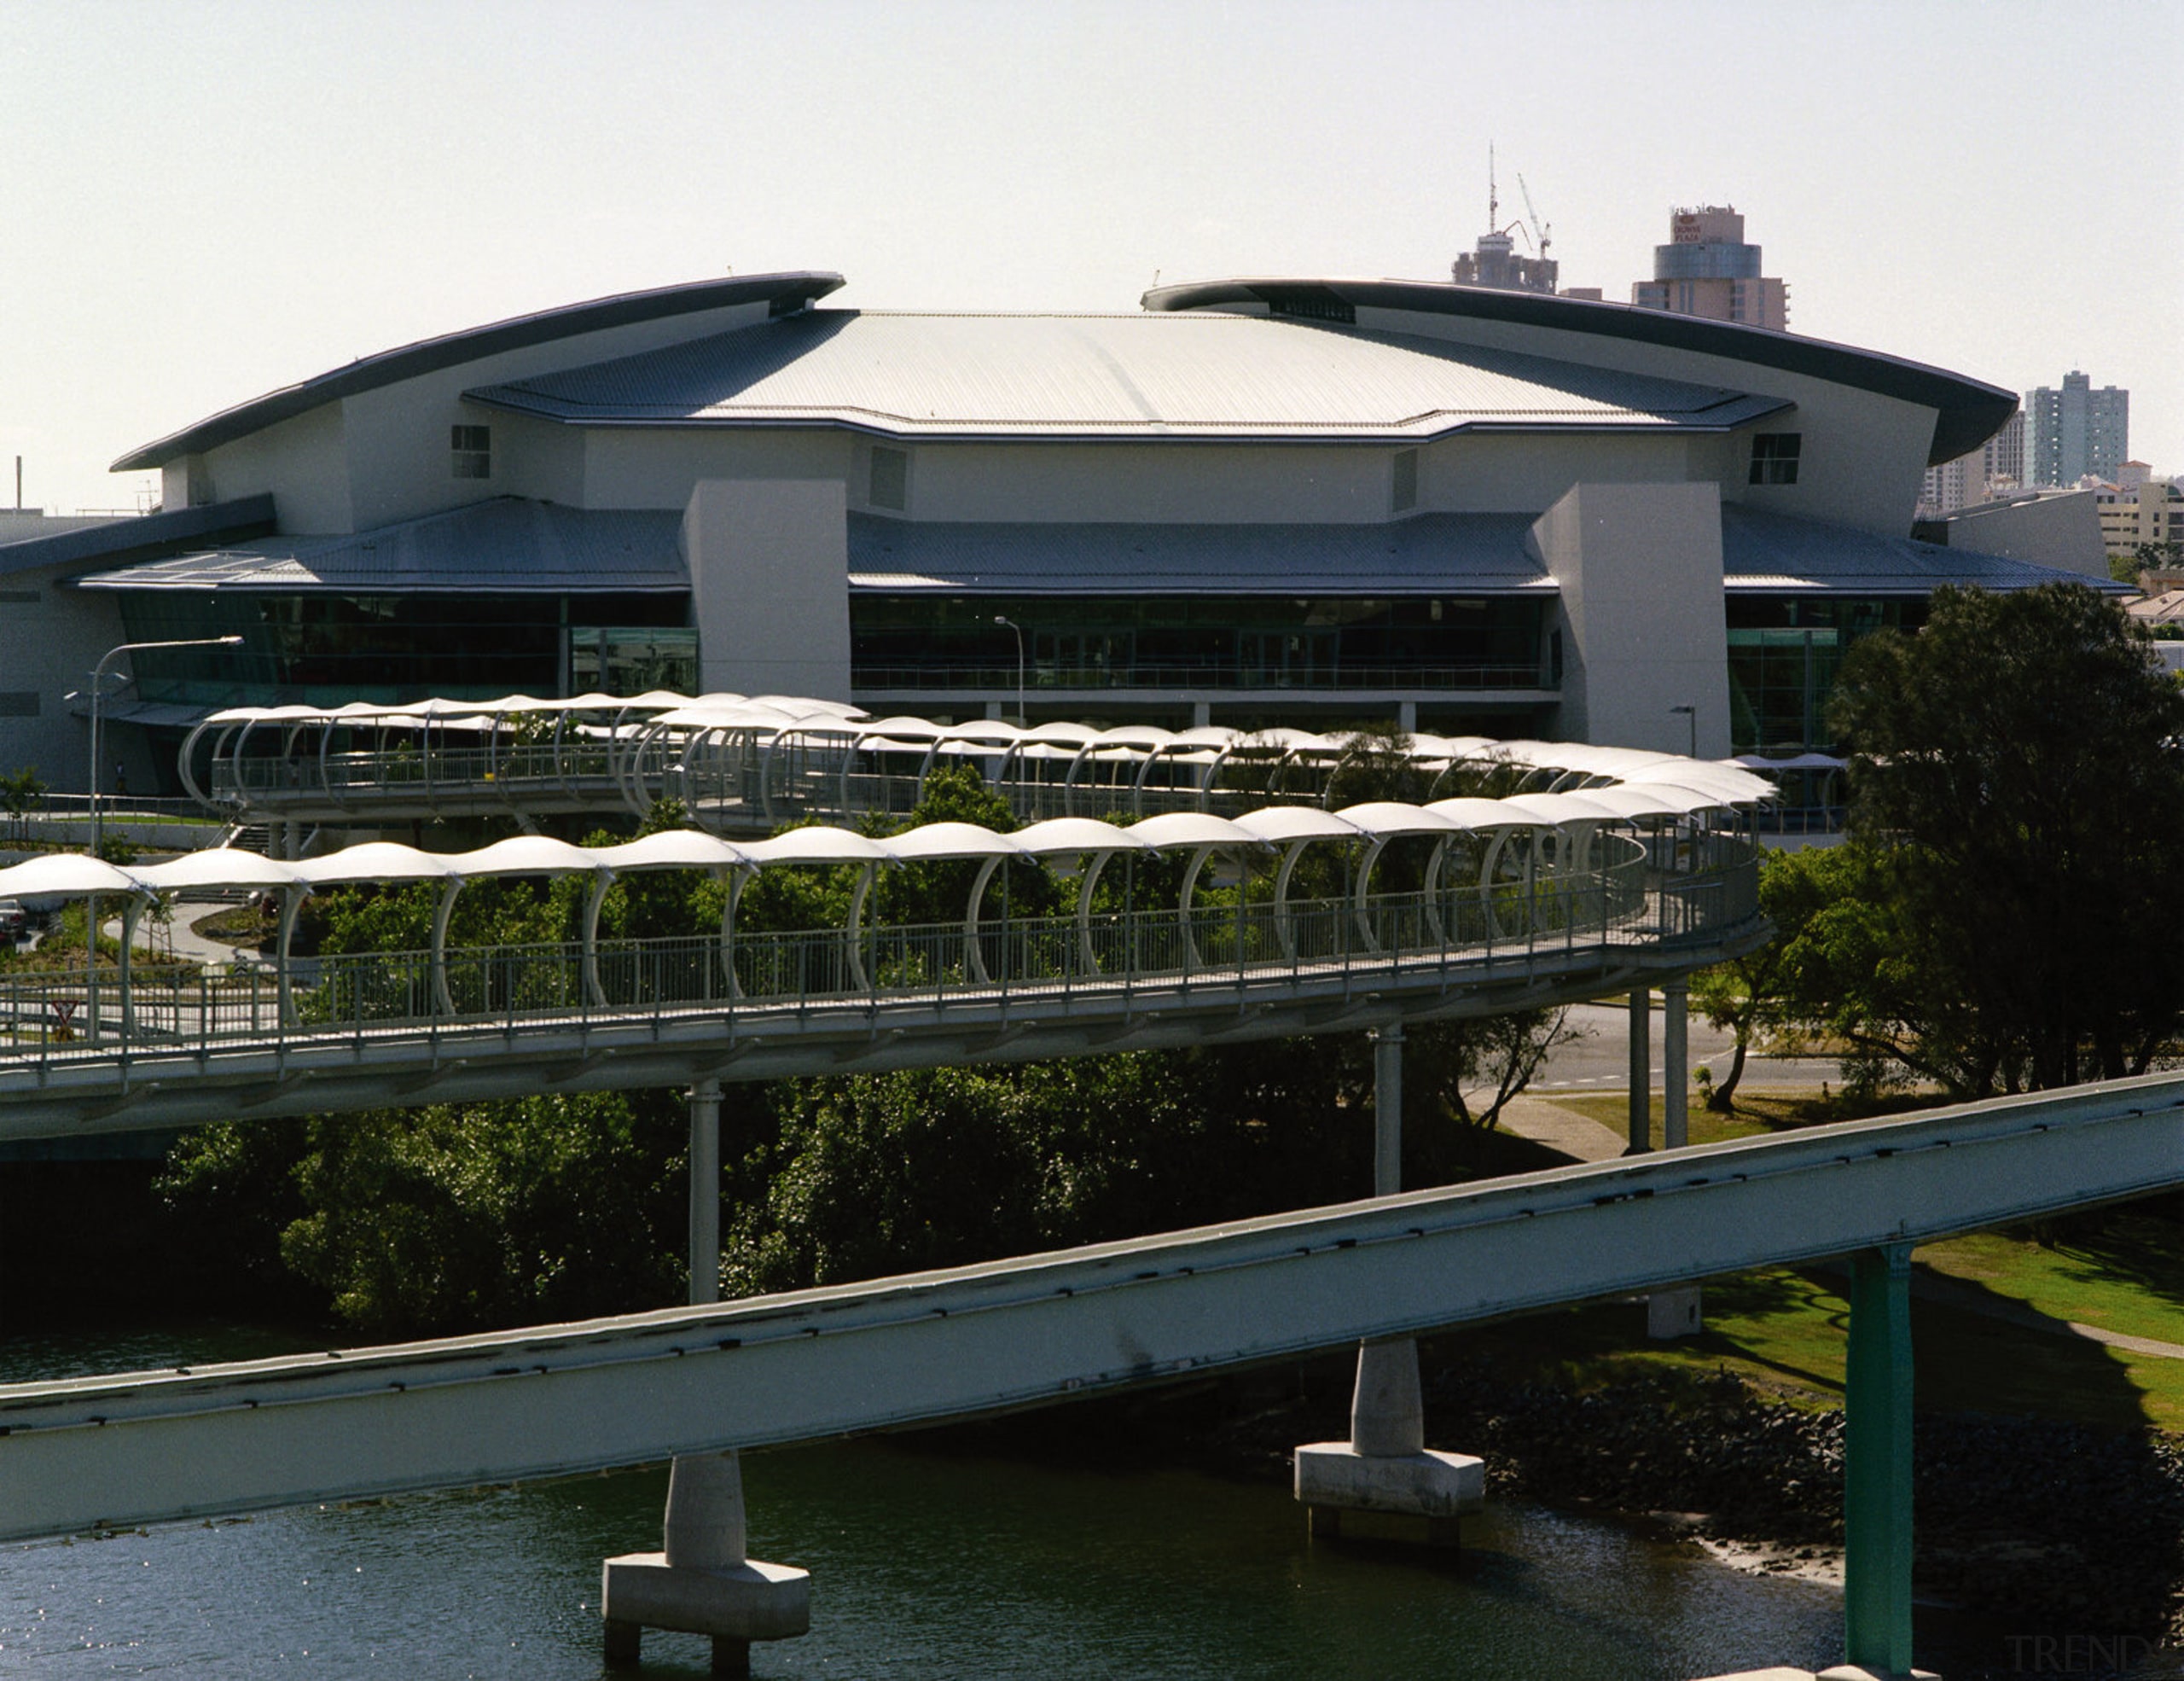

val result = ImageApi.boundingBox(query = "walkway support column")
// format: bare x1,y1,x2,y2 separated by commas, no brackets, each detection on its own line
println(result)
1646,978,1704,1338
1662,976,1688,1151
1374,1022,1403,1197
689,1081,723,1306
1626,987,1651,1154
602,1448,810,1675
1844,1242,1919,1678
1294,1022,1483,1546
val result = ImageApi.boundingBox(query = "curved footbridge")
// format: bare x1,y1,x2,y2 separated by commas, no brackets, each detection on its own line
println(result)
0,775,1763,1141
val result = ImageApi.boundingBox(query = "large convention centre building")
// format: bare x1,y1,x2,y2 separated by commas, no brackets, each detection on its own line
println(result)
0,269,2090,796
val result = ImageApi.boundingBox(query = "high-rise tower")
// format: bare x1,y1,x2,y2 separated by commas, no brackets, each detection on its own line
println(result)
2027,372,2129,486
1630,206,1787,332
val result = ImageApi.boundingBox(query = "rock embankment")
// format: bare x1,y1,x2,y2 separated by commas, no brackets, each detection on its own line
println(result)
1176,1361,2184,1645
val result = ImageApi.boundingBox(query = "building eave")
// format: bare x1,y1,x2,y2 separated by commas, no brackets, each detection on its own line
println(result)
1140,278,2018,468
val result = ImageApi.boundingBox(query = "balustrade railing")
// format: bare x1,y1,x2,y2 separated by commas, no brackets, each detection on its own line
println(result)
0,846,1757,1081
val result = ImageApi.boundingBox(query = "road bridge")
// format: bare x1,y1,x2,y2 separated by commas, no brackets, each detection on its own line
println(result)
4,1074,2182,1673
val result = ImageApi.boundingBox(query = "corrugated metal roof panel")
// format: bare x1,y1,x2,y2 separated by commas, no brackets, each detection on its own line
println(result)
0,495,277,579
845,512,1552,595
470,311,1786,441
76,498,686,594
1720,505,2123,596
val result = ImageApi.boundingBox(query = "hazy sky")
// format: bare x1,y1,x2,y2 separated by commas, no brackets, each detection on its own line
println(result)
3,0,2177,515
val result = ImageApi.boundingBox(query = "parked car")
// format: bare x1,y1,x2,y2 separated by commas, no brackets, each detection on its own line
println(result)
0,899,26,940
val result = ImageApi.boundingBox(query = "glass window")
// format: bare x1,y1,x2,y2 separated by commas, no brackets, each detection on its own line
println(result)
1748,433,1802,486
450,424,491,480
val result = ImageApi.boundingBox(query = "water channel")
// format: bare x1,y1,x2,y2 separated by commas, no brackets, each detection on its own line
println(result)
0,1318,1871,1679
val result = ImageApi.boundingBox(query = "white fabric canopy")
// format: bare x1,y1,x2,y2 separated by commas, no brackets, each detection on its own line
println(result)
0,854,148,898
1228,807,1363,843
590,832,754,872
131,849,306,893
876,822,1031,863
1494,792,1629,824
446,835,606,877
1331,801,1463,836
1010,817,1154,857
739,827,894,866
292,843,462,886
1125,811,1269,850
1424,797,1543,829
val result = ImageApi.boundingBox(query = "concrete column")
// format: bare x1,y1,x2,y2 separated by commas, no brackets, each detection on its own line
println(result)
1627,987,1651,1154
665,1451,747,1572
1844,1243,1916,1677
1396,700,1417,735
603,1448,810,1673
689,1081,723,1307
1646,979,1705,1338
1295,1023,1483,1544
1373,1024,1403,1197
1190,701,1211,728
1663,977,1688,1151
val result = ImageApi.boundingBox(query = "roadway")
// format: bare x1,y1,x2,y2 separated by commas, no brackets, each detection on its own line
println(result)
4,1071,2182,1542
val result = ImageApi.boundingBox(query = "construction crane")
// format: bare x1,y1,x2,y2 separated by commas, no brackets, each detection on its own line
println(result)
1516,172,1552,262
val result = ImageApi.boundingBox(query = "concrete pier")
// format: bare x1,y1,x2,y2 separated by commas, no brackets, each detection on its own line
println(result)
1294,1026,1484,1544
602,1450,810,1674
690,1079,723,1306
1643,980,1705,1340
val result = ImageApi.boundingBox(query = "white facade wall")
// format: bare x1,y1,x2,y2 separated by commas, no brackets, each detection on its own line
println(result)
1415,432,1700,515
178,403,351,532
1337,304,1942,535
585,429,850,511
682,480,851,700
898,441,1387,523
0,559,144,794
1534,481,1731,758
171,300,782,534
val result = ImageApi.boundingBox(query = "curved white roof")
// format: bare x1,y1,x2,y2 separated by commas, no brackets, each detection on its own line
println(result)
1333,801,1463,836
1010,817,1154,857
590,832,753,872
1228,807,1363,843
0,854,149,898
876,822,1030,863
1124,812,1268,850
447,835,606,877
293,843,462,886
739,827,894,866
1425,797,1543,829
132,848,307,892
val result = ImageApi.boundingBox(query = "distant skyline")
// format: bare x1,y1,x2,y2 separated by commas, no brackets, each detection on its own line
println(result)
3,0,2178,515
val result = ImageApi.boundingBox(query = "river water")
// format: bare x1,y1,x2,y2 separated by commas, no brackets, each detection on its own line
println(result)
0,1318,1856,1679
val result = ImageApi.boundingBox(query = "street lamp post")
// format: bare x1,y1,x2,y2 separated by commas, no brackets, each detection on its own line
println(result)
1668,703,1697,760
89,635,241,855
992,616,1026,726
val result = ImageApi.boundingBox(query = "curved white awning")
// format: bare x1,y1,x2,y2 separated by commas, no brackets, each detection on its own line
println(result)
1331,801,1463,837
1125,811,1269,850
0,854,149,898
590,832,754,872
876,823,1031,863
1010,817,1155,857
1228,807,1363,843
292,843,462,886
131,849,308,893
739,828,894,866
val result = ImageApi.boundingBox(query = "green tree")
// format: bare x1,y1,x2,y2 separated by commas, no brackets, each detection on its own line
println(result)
1826,582,2184,1090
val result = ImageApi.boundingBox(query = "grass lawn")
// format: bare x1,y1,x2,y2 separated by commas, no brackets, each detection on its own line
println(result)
1484,1089,2184,1434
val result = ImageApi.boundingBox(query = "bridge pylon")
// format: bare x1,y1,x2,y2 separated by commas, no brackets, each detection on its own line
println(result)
1293,1023,1485,1543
